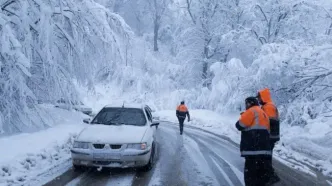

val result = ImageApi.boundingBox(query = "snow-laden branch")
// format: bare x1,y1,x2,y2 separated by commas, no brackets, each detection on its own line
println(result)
186,0,196,25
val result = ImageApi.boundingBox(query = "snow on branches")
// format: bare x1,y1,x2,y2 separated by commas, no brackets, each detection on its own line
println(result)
0,0,133,133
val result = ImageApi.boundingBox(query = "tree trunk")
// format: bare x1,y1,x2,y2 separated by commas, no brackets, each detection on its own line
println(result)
202,44,209,80
202,60,211,88
327,22,332,35
154,18,159,52
202,61,208,79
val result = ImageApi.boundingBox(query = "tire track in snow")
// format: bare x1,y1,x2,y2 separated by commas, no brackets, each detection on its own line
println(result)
184,132,243,186
156,127,189,186
65,169,135,186
210,157,234,186
162,124,243,185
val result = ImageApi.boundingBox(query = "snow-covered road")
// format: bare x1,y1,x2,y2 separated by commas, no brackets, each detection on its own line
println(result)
44,122,329,186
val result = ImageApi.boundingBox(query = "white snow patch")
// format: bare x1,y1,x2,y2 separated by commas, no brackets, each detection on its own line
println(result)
327,180,332,186
148,166,161,186
0,107,87,186
273,156,316,177
277,116,332,177
105,172,134,185
76,124,147,144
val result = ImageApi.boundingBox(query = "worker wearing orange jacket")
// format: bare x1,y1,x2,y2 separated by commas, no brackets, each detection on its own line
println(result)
236,97,271,186
257,88,280,184
176,101,190,135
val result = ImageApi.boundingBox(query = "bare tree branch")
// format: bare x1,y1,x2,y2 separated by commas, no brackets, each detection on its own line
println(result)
210,3,219,18
251,29,263,44
327,22,332,35
186,0,196,25
1,0,15,10
256,5,269,23
2,7,19,17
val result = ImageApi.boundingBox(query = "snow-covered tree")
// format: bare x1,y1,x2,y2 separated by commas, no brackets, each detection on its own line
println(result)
0,0,134,133
0,16,34,133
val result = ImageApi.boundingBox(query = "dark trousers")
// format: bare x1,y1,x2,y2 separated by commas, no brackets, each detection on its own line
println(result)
269,141,277,178
178,117,185,134
244,157,270,186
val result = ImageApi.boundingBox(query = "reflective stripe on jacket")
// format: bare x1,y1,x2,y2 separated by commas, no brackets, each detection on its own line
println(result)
236,106,271,157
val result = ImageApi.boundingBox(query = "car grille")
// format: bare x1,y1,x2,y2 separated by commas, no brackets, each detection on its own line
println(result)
93,161,121,165
93,144,105,149
110,145,122,149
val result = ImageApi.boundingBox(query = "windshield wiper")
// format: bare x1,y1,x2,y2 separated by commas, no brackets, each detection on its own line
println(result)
106,121,125,125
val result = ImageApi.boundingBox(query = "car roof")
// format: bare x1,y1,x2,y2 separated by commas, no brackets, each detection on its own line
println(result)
103,103,148,109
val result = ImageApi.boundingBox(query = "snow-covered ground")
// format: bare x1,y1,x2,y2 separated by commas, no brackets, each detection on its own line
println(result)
154,109,332,179
0,105,88,186
276,116,332,177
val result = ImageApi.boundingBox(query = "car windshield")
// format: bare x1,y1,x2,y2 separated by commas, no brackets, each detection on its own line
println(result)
91,108,146,126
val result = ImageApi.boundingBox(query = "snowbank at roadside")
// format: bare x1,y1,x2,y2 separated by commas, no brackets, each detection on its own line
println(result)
0,106,87,186
154,110,332,179
276,116,332,177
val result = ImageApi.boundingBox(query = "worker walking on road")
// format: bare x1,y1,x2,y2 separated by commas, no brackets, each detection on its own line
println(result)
235,97,271,186
176,101,190,135
257,88,281,184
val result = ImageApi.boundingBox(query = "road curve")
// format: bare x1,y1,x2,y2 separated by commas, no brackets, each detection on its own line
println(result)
43,122,329,186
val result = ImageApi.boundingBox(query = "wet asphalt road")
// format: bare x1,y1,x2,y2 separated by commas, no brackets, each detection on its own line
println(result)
44,122,330,186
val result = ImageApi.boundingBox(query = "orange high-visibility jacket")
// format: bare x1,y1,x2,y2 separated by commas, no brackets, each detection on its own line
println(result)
176,104,190,120
259,88,280,141
236,106,271,157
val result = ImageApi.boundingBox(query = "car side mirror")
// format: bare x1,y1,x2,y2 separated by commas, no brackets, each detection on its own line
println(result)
152,116,159,120
83,118,91,124
150,122,159,127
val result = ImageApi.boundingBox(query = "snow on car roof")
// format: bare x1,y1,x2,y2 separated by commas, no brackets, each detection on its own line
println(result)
104,103,146,109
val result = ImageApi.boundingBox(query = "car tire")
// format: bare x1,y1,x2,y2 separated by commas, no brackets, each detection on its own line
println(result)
140,143,156,172
73,164,84,172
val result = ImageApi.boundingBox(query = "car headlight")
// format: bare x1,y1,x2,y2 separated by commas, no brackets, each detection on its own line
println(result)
127,143,147,150
73,141,90,149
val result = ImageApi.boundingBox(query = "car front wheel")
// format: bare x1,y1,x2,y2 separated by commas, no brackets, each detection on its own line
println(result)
141,143,156,172
73,164,85,172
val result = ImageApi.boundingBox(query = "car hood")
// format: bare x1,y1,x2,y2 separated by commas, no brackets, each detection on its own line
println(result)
76,124,148,144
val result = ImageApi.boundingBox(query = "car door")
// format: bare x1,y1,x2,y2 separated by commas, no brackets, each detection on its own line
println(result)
144,107,156,140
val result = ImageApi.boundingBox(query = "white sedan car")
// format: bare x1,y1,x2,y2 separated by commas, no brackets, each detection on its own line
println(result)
71,104,159,171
